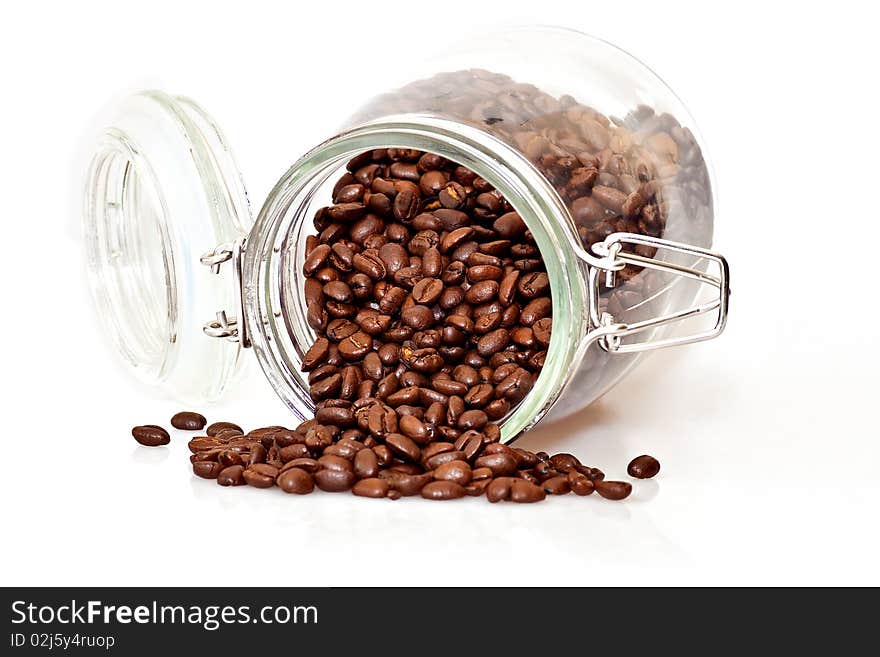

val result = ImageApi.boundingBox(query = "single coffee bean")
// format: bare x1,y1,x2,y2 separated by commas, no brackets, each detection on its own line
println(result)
594,480,633,500
353,448,380,478
314,468,357,492
433,460,472,486
421,480,466,500
277,467,315,494
132,425,170,447
217,465,245,486
474,452,518,476
510,479,547,503
352,478,391,498
206,422,243,437
193,461,223,479
385,432,421,462
243,464,278,488
542,475,571,495
627,455,661,479
171,412,207,431
568,471,594,495
487,477,515,503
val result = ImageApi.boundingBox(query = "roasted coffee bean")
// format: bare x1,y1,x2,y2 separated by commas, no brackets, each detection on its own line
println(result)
314,468,357,492
352,478,391,498
132,425,170,447
277,467,315,494
385,433,421,462
317,454,353,472
594,480,632,500
193,461,223,479
399,415,431,444
510,479,547,503
457,409,489,431
353,448,380,478
542,475,571,495
568,471,594,495
171,412,207,431
474,452,518,476
520,297,551,326
627,455,661,479
433,460,472,486
338,332,373,360
493,212,526,238
302,337,330,370
421,480,466,500
217,465,245,486
207,422,243,437
243,463,279,488
487,477,515,503
384,472,433,496
465,280,499,305
477,329,509,356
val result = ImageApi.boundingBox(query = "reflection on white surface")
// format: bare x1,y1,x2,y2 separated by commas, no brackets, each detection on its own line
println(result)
131,445,170,465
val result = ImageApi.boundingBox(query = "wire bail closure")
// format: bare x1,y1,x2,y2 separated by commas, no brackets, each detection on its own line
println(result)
200,239,250,348
586,233,730,354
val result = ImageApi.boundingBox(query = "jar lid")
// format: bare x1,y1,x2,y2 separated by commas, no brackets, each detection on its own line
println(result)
83,91,252,402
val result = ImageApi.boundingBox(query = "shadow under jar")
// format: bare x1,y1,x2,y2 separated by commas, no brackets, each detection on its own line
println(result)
83,27,730,443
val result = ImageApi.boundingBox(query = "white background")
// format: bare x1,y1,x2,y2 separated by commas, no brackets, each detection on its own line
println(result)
2,1,878,586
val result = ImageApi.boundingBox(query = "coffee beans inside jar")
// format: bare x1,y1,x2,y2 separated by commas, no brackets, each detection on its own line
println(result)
131,149,664,503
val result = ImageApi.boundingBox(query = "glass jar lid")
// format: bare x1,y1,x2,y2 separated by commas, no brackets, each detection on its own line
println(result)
83,91,251,402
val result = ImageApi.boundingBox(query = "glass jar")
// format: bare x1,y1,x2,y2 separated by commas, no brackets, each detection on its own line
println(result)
83,26,729,442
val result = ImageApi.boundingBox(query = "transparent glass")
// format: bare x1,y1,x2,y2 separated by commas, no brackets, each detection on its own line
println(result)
244,27,716,440
83,27,719,442
84,92,251,401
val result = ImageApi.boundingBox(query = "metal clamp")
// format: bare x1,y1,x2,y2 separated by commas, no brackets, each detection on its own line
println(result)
586,233,730,354
200,239,250,348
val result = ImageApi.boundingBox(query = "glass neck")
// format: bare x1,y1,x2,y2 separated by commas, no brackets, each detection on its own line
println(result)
244,115,591,441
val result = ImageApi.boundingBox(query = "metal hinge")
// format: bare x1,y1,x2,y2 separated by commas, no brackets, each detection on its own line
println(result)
585,233,730,354
200,238,250,348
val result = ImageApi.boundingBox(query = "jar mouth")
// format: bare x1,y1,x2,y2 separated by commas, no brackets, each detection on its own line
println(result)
244,115,591,441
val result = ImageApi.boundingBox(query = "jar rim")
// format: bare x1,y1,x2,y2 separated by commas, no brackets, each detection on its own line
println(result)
244,114,592,441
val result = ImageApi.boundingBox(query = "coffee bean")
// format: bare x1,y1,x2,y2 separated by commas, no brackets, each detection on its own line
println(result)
474,452,518,476
542,475,571,495
277,467,315,494
421,480,466,500
568,471,594,495
171,412,206,431
385,433,421,462
594,480,633,500
353,448,380,478
457,409,489,431
487,477,515,503
132,425,170,447
464,280,499,305
352,478,390,498
625,454,661,480
399,415,431,445
338,332,373,360
510,479,546,503
243,463,278,488
206,422,243,437
493,212,526,238
217,465,245,486
193,461,222,479
433,460,472,486
314,468,357,492
384,472,433,496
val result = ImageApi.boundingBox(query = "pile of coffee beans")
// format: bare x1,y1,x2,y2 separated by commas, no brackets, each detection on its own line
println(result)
130,148,660,503
133,416,658,502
